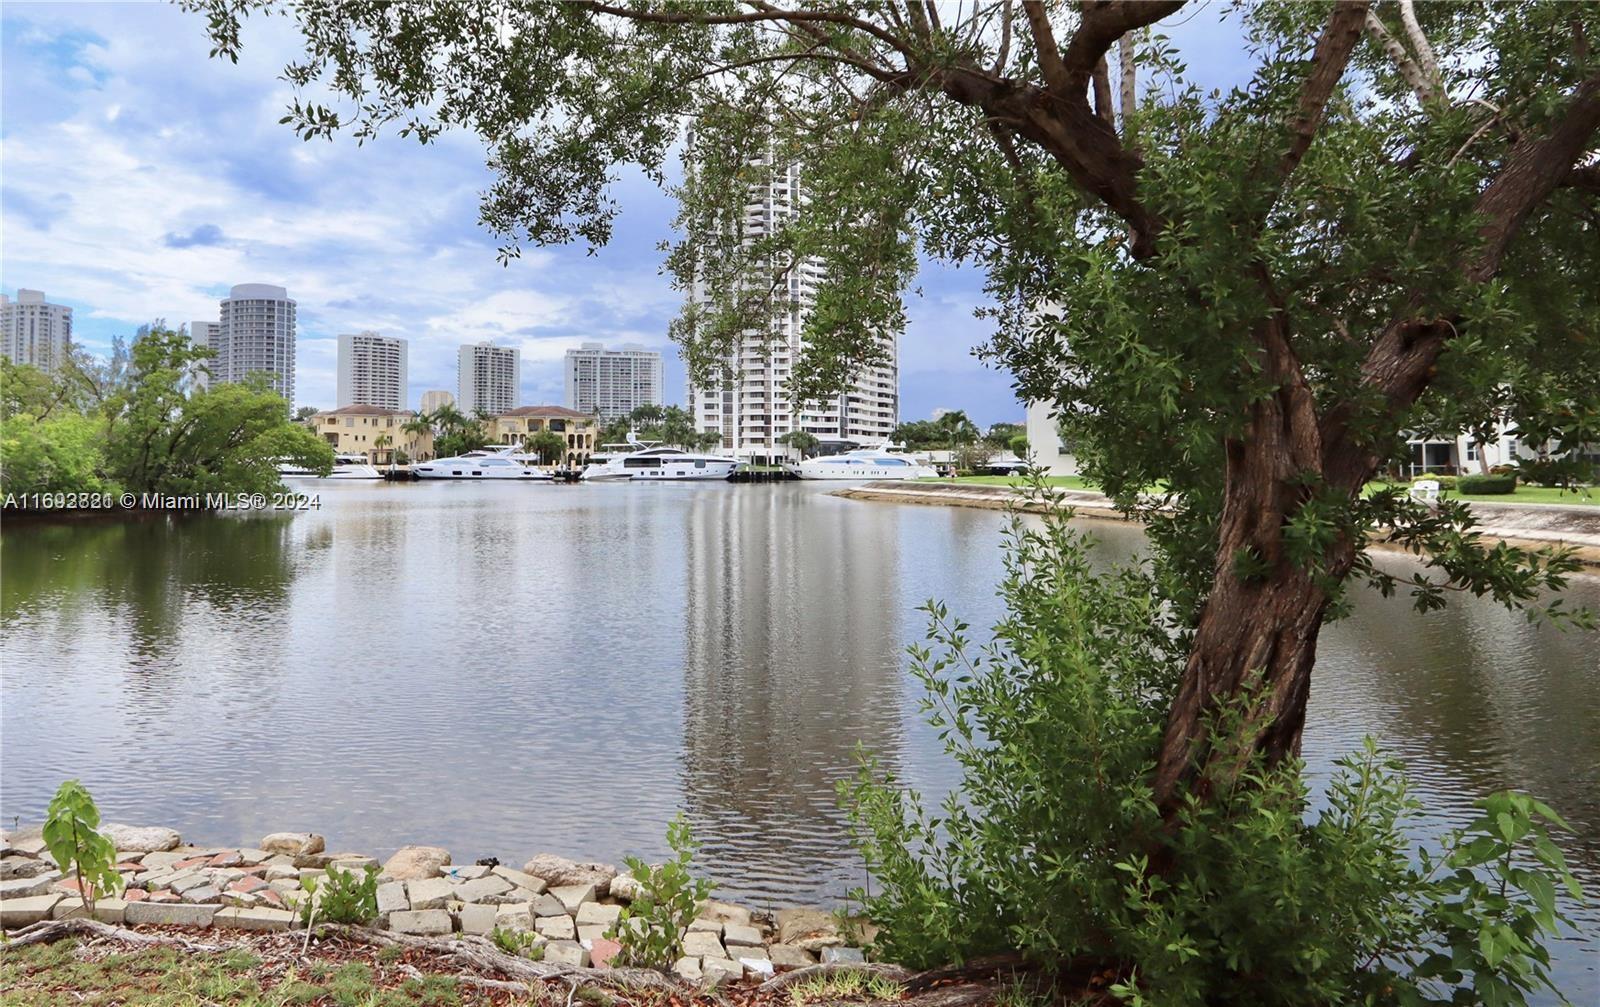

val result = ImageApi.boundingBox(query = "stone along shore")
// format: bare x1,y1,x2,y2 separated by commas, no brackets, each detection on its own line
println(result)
0,824,871,984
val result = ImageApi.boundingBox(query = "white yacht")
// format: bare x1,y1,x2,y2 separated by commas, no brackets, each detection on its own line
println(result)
280,453,382,480
784,448,939,481
581,445,737,481
413,447,554,480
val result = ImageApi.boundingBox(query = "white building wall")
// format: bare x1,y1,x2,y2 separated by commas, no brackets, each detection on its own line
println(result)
2,290,73,373
564,342,663,420
337,331,408,410
1025,400,1080,476
458,343,520,415
216,283,296,407
686,160,898,461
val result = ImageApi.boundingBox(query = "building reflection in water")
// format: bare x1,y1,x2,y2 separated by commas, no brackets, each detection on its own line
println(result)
680,485,909,907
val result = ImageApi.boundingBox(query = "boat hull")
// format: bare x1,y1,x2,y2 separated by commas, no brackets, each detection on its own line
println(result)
783,463,937,481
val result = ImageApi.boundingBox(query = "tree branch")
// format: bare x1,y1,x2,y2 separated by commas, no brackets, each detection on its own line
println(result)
1279,1,1370,181
1363,9,1437,105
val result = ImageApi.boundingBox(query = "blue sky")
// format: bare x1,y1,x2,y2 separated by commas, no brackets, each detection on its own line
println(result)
1,2,1248,426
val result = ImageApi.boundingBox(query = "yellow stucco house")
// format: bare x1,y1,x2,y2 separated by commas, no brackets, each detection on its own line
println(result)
489,406,598,466
312,406,435,463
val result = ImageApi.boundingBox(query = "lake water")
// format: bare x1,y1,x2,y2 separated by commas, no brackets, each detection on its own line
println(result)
2,481,1596,997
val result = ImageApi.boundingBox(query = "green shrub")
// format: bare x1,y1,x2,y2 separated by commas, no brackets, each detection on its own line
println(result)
43,779,119,910
606,816,714,968
843,488,1583,1006
491,927,545,959
1459,473,1518,495
300,863,380,926
1432,475,1458,490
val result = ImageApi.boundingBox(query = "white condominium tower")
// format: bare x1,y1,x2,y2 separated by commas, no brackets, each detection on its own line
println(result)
564,342,663,421
214,283,297,406
2,289,73,373
458,342,520,415
337,331,408,410
686,160,898,460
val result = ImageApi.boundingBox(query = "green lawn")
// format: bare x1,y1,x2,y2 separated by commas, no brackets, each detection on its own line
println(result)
934,475,1596,507
927,475,1097,490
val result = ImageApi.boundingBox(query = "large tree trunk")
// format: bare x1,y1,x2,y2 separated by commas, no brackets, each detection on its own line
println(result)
1150,319,1363,816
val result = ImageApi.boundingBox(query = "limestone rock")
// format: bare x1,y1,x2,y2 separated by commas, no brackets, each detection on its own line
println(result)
0,873,62,899
574,901,621,928
821,946,866,965
682,930,726,959
702,957,743,985
543,940,589,967
376,882,409,916
698,901,753,927
723,923,763,948
740,956,776,978
389,909,452,935
534,914,576,940
125,901,218,927
456,903,497,935
405,877,455,910
767,944,816,968
99,825,181,853
672,956,703,981
687,918,723,934
577,924,609,945
455,875,514,904
52,897,127,924
549,883,596,914
494,904,535,931
215,907,295,932
259,833,325,858
521,854,617,889
775,908,844,951
491,865,548,893
382,845,451,881
0,894,63,927
530,892,568,917
446,865,491,881
609,873,644,902
1,857,54,881
180,885,222,904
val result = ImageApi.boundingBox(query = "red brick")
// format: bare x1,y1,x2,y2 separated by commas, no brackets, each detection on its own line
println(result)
590,939,623,968
174,856,212,869
227,877,268,894
123,889,150,902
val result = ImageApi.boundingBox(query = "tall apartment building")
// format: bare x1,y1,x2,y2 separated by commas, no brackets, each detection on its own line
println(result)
212,283,297,407
2,289,73,373
420,389,455,415
337,331,408,410
564,342,663,420
685,160,898,461
457,342,520,416
190,320,221,389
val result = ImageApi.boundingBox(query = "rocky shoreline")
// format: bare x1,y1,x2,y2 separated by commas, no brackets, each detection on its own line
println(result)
0,824,872,985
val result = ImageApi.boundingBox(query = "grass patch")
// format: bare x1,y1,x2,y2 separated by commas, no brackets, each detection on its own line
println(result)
923,475,1097,490
1366,482,1597,506
0,939,490,1007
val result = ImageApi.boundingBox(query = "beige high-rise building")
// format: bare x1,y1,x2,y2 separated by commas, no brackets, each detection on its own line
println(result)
420,389,455,414
2,289,73,373
337,331,408,410
685,160,898,462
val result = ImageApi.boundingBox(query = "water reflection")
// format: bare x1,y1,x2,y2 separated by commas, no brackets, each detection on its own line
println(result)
0,485,1594,997
682,486,908,902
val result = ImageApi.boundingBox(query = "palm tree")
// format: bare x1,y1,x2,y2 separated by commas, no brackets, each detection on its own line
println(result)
522,430,567,467
372,432,392,466
777,430,819,459
401,412,433,460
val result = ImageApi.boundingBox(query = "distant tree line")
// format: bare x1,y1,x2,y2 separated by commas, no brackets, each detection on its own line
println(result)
2,327,331,500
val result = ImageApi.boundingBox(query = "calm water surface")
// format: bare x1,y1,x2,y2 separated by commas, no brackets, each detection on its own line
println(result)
2,482,1595,996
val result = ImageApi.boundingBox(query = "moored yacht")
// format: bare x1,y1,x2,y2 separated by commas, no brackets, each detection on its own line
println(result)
413,445,554,480
580,444,737,481
280,453,382,479
784,447,939,481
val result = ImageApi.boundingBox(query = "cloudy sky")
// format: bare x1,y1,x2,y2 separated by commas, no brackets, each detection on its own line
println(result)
2,2,1247,426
